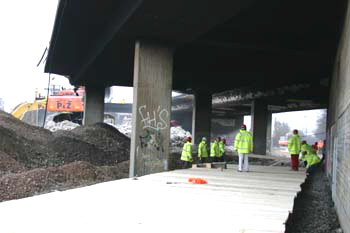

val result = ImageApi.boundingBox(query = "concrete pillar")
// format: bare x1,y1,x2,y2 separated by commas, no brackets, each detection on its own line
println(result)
251,100,269,155
233,115,244,138
192,90,212,144
266,112,272,156
83,85,105,125
130,41,173,177
234,116,244,131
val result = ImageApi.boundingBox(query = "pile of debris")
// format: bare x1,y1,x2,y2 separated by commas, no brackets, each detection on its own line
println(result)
170,126,192,147
45,118,192,148
0,110,130,202
45,120,80,132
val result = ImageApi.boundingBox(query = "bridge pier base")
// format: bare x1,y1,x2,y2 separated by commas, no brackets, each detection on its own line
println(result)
83,85,105,125
251,100,270,155
266,113,272,155
129,41,173,177
192,89,212,145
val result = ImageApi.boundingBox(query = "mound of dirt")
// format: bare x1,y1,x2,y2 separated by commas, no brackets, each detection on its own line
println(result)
0,114,51,168
0,110,131,202
0,110,51,142
0,151,26,175
47,135,118,166
0,111,130,168
68,123,130,162
0,160,130,202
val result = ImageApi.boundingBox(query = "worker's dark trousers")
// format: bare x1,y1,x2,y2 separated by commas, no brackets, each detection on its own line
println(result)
290,154,299,171
217,156,224,162
199,157,209,163
307,164,318,174
182,161,192,169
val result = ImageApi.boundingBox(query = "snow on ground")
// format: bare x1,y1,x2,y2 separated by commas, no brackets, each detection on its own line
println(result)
45,120,80,132
47,120,191,146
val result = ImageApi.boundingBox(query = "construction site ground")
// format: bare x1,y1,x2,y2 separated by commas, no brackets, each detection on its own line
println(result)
0,110,341,232
0,165,305,233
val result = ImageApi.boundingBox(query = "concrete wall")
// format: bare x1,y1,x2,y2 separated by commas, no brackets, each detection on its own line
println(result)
328,2,350,232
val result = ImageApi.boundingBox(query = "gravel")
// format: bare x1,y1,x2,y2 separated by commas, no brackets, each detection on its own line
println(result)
285,166,341,233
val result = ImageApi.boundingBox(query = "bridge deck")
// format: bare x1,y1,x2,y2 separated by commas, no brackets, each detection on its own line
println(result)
0,165,306,233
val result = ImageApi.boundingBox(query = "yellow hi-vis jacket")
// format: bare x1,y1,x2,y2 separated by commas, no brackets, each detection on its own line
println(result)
288,134,301,155
234,130,253,154
301,143,312,160
181,142,193,162
198,141,208,158
210,141,219,157
218,141,225,157
305,151,321,169
301,143,312,153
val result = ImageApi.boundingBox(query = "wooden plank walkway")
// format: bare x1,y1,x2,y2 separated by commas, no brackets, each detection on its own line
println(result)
0,165,306,233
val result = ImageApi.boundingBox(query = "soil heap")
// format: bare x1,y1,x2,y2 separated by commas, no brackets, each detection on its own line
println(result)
0,110,130,202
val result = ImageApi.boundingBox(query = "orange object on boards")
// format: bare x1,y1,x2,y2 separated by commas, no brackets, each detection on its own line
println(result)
188,178,208,184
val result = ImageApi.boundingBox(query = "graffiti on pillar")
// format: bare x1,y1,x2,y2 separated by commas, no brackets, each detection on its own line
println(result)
139,105,169,130
139,128,164,153
136,105,169,175
136,128,165,175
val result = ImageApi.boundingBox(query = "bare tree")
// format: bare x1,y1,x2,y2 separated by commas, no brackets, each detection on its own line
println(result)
272,120,291,146
313,110,327,141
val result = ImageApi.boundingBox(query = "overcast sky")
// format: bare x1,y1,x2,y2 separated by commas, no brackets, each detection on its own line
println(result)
244,109,326,137
0,1,135,112
0,1,58,111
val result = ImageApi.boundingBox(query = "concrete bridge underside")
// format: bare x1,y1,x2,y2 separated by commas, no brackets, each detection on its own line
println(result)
45,0,346,176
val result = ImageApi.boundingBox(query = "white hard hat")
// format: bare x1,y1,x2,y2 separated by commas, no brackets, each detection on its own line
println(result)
202,137,207,141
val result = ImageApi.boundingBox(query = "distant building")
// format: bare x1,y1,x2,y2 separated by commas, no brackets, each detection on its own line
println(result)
0,98,4,111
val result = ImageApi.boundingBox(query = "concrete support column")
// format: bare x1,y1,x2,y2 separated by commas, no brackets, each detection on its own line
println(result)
235,116,244,130
192,90,212,144
83,85,105,125
251,100,269,155
266,112,272,156
130,41,173,177
233,115,244,134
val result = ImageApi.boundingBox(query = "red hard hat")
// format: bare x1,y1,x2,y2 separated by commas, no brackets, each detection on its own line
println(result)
241,124,247,129
186,137,192,142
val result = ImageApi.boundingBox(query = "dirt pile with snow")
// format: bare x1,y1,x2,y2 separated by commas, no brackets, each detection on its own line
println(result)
44,116,192,149
0,110,130,202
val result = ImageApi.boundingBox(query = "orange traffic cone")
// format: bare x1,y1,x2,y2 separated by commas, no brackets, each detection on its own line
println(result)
188,178,208,184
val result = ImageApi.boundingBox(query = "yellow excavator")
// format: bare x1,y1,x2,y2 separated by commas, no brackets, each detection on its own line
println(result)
11,99,47,121
11,87,127,127
11,88,84,126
